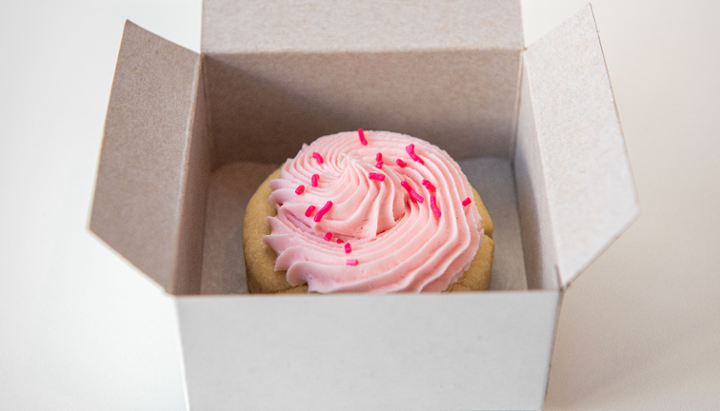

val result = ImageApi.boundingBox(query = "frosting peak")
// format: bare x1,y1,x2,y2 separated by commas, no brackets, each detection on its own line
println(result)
263,131,483,293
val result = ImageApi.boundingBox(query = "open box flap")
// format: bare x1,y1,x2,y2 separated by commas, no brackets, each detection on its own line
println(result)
523,5,639,288
90,21,205,294
201,0,524,53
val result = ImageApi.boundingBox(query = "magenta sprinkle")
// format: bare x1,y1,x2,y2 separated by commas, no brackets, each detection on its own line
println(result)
410,191,424,203
345,243,352,253
313,201,333,222
375,160,384,169
358,128,368,146
295,185,305,195
324,232,332,241
368,172,386,181
305,205,316,217
395,158,407,168
430,195,441,218
312,152,324,164
422,179,436,192
337,239,344,244
401,181,425,204
346,259,359,266
311,174,319,187
376,152,382,162
405,144,425,165
462,197,472,207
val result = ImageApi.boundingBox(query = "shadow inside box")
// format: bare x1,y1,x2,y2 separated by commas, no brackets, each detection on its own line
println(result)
203,49,520,168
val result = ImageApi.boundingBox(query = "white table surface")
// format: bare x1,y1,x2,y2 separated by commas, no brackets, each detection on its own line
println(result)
1,0,718,410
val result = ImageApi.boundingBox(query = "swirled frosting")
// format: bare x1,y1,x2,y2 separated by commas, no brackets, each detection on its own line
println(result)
263,131,483,293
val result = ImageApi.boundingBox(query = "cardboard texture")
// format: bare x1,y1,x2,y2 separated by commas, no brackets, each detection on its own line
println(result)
89,2,638,410
204,51,522,167
515,65,560,291
90,21,205,295
523,7,639,287
201,0,523,53
178,292,559,411
201,0,524,168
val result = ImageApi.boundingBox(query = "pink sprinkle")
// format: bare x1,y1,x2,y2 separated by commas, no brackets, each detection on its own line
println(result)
410,191,424,203
312,152,324,164
311,174,319,187
375,160,383,169
462,197,472,207
422,179,436,192
430,195,441,218
368,172,386,181
406,144,425,165
295,185,305,195
313,201,333,222
376,152,383,162
337,239,344,244
358,128,368,146
305,205,316,217
396,158,407,168
345,243,352,253
401,181,425,204
346,259,359,266
324,232,332,241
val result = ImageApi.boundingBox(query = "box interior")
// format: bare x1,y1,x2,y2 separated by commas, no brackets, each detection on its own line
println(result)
203,50,522,168
91,4,639,299
195,33,534,294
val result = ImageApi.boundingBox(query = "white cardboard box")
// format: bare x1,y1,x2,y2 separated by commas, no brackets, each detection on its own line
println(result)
90,1,639,410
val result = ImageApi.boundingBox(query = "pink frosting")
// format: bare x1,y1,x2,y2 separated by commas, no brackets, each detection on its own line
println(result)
263,131,483,293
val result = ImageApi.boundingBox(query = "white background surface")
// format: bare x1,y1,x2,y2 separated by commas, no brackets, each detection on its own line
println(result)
0,1,718,410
